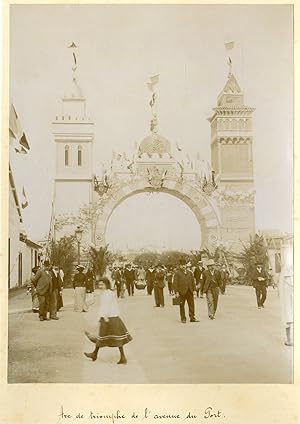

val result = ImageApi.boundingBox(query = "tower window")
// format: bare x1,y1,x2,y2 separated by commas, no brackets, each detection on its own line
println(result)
64,145,69,166
78,146,82,166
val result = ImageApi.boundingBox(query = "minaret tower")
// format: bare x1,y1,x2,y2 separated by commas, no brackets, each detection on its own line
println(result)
52,43,94,241
208,57,256,243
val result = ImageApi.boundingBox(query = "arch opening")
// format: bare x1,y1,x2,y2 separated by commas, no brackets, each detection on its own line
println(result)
105,192,202,252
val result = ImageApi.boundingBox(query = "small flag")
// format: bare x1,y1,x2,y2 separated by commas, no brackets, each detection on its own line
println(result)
19,133,30,151
228,57,232,64
225,41,234,50
21,187,28,209
150,74,159,85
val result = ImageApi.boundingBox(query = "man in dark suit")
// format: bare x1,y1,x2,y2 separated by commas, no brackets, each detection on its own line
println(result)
153,264,165,307
49,265,63,320
194,260,205,298
173,259,198,323
202,259,221,320
252,262,268,309
146,265,156,295
123,264,135,296
32,260,52,321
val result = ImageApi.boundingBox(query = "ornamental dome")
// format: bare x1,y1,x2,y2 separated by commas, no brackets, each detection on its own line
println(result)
138,133,172,158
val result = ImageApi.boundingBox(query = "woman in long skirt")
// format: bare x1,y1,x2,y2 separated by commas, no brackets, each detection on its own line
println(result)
84,277,132,364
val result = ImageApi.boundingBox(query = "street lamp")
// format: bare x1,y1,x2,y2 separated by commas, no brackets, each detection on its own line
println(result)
75,226,83,265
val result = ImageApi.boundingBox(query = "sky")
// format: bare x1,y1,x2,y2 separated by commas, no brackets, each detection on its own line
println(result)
9,4,293,249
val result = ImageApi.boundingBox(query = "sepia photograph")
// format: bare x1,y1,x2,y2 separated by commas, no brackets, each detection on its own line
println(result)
7,4,293,384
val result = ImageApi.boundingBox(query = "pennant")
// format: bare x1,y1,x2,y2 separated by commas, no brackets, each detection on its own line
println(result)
225,41,234,50
21,187,28,209
19,132,30,151
150,74,159,85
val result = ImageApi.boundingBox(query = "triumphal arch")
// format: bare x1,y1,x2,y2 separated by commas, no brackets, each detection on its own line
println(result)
53,61,255,252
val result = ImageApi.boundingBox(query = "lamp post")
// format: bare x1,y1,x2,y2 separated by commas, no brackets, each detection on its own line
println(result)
75,226,83,265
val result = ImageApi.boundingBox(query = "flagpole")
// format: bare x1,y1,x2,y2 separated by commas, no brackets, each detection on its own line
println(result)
225,41,235,76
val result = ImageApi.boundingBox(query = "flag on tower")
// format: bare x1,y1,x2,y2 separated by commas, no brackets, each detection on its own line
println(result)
21,187,28,209
225,41,235,50
68,42,78,48
150,74,159,84
147,74,160,92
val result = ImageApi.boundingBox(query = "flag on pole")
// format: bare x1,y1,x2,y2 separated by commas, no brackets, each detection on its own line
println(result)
21,187,28,209
150,74,159,85
68,42,78,48
225,41,234,50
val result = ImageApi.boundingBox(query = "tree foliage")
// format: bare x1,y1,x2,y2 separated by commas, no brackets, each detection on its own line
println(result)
237,234,269,283
49,236,77,286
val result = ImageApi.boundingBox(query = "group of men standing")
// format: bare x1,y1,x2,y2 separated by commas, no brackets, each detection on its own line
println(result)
173,258,227,322
31,260,63,321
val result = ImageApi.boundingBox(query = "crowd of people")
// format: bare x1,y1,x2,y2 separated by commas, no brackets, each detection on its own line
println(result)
28,257,275,364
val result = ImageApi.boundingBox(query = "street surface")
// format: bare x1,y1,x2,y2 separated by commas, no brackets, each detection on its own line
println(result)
8,286,292,383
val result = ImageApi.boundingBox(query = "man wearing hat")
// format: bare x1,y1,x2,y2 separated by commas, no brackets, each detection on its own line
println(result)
146,264,156,295
173,259,198,323
50,264,63,319
252,262,268,309
31,260,52,321
194,260,205,298
202,259,221,319
123,264,135,296
153,263,165,307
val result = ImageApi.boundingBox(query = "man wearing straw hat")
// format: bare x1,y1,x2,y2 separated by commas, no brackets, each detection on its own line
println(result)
202,259,221,320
